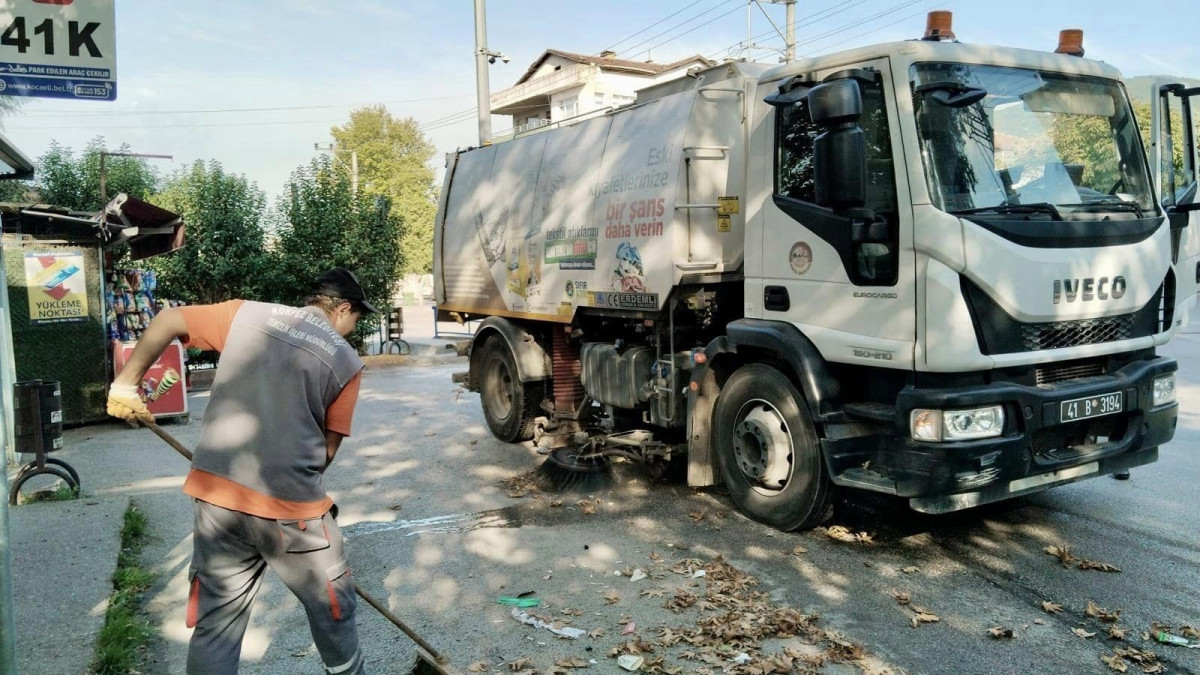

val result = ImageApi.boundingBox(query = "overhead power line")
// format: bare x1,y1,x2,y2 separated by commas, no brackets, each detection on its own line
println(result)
615,0,742,60
706,0,869,60
601,0,709,53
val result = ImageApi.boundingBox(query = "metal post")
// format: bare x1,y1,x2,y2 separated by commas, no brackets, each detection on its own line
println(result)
473,0,492,145
784,0,796,62
746,0,753,61
0,458,15,675
98,151,107,203
351,150,359,195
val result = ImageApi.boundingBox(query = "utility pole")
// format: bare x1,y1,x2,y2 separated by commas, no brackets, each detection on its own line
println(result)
473,0,492,145
784,0,796,62
99,151,173,204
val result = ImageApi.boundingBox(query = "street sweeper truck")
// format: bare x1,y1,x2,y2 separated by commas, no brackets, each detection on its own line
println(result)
434,12,1195,530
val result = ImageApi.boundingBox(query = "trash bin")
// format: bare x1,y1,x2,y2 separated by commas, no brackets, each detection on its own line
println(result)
9,380,79,505
13,380,63,456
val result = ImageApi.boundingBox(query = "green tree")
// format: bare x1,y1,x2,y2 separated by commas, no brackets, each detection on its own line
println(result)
269,155,403,347
329,106,437,275
36,137,160,211
145,160,269,303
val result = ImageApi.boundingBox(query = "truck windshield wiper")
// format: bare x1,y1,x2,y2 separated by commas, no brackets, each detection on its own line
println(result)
950,202,1063,220
1068,201,1144,218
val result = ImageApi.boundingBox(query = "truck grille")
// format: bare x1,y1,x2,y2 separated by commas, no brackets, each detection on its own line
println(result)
1020,315,1134,351
1035,360,1105,386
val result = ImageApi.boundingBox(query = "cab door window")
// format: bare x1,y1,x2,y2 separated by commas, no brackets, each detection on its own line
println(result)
774,73,899,285
1158,89,1198,206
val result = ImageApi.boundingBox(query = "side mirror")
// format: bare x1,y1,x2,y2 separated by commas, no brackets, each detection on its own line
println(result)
809,80,867,211
809,79,862,125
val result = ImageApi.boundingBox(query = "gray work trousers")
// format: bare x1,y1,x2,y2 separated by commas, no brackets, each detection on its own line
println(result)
186,500,366,674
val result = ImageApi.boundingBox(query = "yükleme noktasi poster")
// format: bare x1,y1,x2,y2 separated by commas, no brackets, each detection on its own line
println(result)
24,252,88,324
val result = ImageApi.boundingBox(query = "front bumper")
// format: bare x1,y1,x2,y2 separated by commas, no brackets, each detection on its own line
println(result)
823,356,1178,513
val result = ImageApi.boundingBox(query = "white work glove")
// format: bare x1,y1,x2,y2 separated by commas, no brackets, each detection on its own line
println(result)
107,383,154,425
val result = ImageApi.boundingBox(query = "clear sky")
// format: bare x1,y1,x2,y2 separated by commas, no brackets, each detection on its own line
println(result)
2,0,1196,201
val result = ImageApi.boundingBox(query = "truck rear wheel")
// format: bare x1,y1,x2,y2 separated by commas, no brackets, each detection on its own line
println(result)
713,364,834,531
478,336,543,442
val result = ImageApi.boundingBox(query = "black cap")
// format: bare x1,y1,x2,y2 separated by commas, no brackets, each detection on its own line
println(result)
313,268,378,314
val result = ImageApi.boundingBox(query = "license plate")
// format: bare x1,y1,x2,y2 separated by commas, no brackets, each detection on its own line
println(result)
1060,391,1123,422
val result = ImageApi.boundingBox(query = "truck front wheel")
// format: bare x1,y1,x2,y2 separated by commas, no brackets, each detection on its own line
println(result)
478,336,544,443
713,364,834,530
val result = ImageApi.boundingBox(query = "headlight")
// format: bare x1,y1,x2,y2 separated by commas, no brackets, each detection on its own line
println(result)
1153,375,1176,407
911,405,1005,442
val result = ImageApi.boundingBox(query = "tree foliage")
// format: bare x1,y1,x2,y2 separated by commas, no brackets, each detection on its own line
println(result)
329,106,437,274
146,160,269,303
267,155,403,345
35,137,160,211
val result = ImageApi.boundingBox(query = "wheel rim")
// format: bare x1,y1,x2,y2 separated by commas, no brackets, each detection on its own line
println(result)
732,398,793,495
483,355,514,421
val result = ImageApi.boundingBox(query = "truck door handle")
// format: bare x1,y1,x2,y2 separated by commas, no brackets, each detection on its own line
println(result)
764,286,790,312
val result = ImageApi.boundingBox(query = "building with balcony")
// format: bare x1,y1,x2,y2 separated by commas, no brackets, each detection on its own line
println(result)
492,49,713,137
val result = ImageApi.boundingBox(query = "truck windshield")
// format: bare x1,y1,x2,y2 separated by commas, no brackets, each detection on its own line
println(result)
911,63,1156,217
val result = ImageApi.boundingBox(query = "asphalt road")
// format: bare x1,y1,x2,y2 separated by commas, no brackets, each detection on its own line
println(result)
329,335,1199,674
53,332,1200,673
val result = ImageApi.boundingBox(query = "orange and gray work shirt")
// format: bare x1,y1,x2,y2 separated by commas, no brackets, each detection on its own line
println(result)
177,300,363,520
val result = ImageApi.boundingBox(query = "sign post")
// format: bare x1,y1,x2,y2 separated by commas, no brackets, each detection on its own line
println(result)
0,0,117,101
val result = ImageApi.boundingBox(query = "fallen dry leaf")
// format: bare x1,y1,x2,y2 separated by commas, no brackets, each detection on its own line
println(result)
822,525,874,544
561,608,584,617
1108,625,1128,640
549,498,564,507
1073,628,1097,639
387,503,402,511
508,658,533,671
891,590,911,605
587,627,605,640
648,551,663,562
1078,559,1122,573
989,626,1015,639
1086,600,1121,623
1042,601,1064,614
910,612,940,628
602,589,621,604
554,657,589,668
791,546,808,556
1045,544,1076,567
468,662,490,673
1102,654,1129,673
688,510,706,522
664,588,698,613
1181,625,1200,639
900,566,920,574
1034,618,1046,625
577,499,597,515
640,588,665,598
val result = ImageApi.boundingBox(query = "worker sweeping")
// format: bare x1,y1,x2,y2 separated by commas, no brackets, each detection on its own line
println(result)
106,269,376,675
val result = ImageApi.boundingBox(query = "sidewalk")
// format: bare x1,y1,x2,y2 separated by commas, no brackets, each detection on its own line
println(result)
6,307,472,673
8,492,129,674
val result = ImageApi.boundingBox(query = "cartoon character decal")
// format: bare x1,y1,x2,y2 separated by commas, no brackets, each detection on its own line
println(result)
610,241,647,292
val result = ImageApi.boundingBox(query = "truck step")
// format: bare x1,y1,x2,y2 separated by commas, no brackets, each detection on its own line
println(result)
843,402,897,423
832,466,898,494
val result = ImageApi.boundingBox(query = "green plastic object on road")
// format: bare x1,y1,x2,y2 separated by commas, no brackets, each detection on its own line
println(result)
1154,631,1200,648
496,594,540,608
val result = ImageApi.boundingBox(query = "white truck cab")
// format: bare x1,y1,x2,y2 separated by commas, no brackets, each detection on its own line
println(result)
435,13,1181,529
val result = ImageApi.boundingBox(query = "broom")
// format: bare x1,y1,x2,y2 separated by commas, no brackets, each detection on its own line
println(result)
141,421,457,674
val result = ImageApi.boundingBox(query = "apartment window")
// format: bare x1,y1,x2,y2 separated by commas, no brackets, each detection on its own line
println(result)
556,97,578,119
